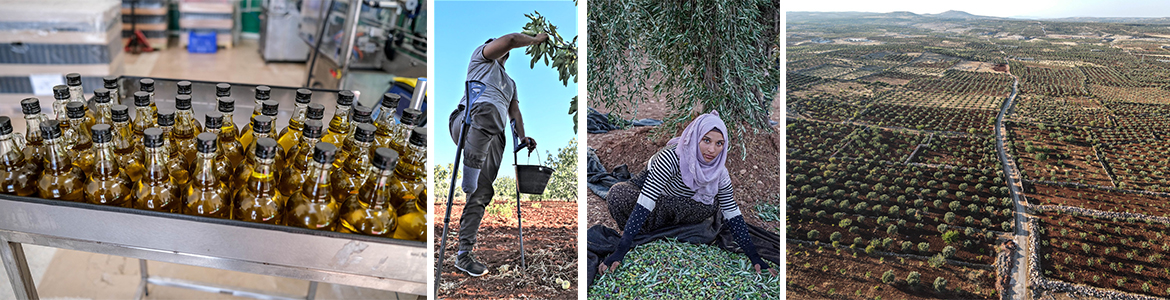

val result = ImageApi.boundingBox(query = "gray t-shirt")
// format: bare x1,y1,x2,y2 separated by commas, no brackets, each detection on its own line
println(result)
460,44,516,130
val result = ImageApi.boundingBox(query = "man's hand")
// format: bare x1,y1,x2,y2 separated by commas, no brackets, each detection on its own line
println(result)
519,136,537,152
533,33,549,44
754,263,778,277
598,255,623,275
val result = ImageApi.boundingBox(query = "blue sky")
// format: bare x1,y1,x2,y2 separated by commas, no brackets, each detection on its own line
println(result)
432,0,578,174
786,0,1170,19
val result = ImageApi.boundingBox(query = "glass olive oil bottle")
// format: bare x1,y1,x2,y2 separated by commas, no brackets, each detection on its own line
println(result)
0,117,36,197
386,108,422,156
277,89,313,153
215,84,240,137
214,97,245,168
131,91,155,150
233,138,282,223
101,76,120,106
110,105,145,183
185,133,231,219
172,95,200,165
389,126,426,209
337,148,398,236
156,109,190,187
284,143,340,231
36,121,85,201
66,102,95,174
330,123,378,201
133,128,180,213
84,124,133,207
51,85,71,128
321,91,354,146
201,112,236,184
277,120,324,197
90,88,115,125
21,98,48,177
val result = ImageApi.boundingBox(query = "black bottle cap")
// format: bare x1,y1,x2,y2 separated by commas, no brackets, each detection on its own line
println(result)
175,95,192,110
176,81,192,95
143,128,164,148
295,89,312,104
303,120,324,139
371,147,397,171
306,103,325,120
353,123,376,143
103,76,118,89
353,105,374,124
409,126,426,147
0,117,12,135
251,115,272,133
139,78,154,92
52,85,70,100
196,132,218,153
66,102,86,119
381,93,401,108
93,88,111,104
215,83,231,97
21,98,41,115
254,138,278,159
66,73,82,86
156,109,175,126
90,124,112,144
134,91,151,106
312,142,338,164
218,97,235,113
40,121,62,139
337,90,354,106
111,105,129,122
261,100,279,116
401,108,421,126
204,111,223,129
255,86,271,100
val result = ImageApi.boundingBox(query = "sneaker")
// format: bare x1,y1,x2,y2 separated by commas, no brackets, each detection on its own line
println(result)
455,252,488,277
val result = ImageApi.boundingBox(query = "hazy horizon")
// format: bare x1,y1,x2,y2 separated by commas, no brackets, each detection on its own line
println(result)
786,0,1170,19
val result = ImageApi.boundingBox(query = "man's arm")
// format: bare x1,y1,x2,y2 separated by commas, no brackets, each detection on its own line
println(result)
509,95,536,151
483,33,549,61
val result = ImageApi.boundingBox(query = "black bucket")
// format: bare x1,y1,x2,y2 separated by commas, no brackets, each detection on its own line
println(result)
517,164,555,194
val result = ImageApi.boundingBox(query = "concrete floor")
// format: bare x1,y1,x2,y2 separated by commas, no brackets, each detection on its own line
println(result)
0,38,421,300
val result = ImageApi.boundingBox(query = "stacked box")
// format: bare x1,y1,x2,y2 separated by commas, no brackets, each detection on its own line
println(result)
122,0,170,49
179,0,236,49
0,0,124,100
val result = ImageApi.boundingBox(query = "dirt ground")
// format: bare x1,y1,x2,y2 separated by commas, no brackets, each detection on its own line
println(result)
587,91,783,235
433,199,577,299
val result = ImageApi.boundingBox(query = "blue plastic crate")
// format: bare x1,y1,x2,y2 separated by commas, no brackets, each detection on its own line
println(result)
187,31,217,53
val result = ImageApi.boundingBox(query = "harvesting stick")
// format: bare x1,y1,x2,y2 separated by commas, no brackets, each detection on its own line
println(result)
512,120,533,270
436,80,487,294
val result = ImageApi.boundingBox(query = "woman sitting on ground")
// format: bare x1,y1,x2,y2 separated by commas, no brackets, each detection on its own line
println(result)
598,111,776,276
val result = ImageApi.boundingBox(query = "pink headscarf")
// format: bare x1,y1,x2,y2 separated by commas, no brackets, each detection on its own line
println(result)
666,111,729,205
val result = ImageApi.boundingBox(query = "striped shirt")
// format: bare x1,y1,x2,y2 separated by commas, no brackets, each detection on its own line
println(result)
637,144,742,220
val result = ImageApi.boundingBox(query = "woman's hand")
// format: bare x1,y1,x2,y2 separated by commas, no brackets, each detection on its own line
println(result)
754,263,778,277
598,259,622,275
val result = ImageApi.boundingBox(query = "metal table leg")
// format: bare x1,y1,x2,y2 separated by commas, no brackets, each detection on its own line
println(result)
306,281,318,300
0,237,39,300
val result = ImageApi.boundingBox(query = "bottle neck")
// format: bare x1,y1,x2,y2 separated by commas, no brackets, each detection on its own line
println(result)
394,142,426,180
43,135,73,172
330,105,352,128
343,140,373,172
94,102,114,123
288,103,309,129
23,114,45,143
68,85,84,103
302,160,333,201
246,157,277,192
0,133,23,168
192,151,219,185
143,146,170,182
112,121,135,150
134,107,154,126
91,141,120,177
174,111,197,137
375,109,397,129
293,137,321,168
364,168,394,209
69,118,93,149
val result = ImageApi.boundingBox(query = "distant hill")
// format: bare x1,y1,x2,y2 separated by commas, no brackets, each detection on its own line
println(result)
1042,16,1170,24
788,10,1001,21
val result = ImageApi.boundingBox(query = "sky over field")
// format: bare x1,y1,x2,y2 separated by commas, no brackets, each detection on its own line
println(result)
786,0,1170,19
